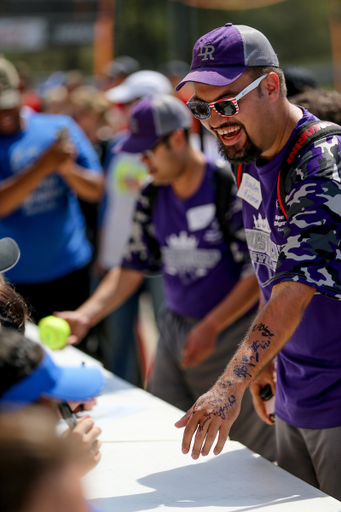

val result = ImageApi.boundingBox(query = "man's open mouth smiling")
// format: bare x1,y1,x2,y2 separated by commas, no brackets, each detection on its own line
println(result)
214,124,243,145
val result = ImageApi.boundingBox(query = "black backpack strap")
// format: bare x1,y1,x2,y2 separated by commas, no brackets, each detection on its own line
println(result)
134,183,162,273
212,160,235,247
144,181,160,216
278,121,341,218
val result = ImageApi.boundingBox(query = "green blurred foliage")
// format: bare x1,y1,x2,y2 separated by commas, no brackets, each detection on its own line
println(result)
114,0,334,85
2,0,336,85
115,0,332,67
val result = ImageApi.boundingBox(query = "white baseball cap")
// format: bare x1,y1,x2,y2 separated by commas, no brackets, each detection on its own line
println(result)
0,57,20,109
106,70,172,104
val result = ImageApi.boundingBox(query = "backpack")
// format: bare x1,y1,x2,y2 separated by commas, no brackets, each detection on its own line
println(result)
145,159,236,246
232,120,341,219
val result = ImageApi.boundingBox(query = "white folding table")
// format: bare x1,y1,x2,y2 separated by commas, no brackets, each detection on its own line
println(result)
25,322,341,511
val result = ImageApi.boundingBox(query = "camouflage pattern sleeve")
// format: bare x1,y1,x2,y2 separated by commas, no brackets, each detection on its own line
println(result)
121,184,162,273
272,134,341,299
227,183,255,278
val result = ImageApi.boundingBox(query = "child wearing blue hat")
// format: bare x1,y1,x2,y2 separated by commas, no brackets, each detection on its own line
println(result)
0,328,104,475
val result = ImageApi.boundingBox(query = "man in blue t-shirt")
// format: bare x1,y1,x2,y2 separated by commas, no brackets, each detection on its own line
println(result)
0,57,104,321
57,94,276,461
173,23,341,500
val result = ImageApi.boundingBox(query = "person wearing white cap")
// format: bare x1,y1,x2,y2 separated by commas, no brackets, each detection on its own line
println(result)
96,71,172,385
105,70,172,104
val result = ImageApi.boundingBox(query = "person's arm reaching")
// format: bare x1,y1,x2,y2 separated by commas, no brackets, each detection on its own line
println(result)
58,158,104,202
175,280,315,459
55,267,144,345
55,181,161,344
180,273,260,368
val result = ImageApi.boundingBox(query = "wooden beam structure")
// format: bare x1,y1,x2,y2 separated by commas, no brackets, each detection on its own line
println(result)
94,0,115,77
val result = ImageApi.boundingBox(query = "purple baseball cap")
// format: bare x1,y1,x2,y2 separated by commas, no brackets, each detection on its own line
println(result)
117,94,192,154
176,23,279,91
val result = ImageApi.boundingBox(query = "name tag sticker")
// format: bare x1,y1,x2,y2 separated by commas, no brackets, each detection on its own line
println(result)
237,173,262,210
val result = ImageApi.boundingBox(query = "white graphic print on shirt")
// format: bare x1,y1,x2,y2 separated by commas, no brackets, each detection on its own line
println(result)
245,213,280,288
161,231,221,282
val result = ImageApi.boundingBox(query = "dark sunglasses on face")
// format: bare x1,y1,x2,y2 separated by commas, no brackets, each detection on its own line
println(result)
186,74,268,121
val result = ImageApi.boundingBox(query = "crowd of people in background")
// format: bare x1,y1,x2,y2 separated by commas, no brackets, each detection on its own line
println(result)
0,52,224,384
7,52,329,387
2,21,341,510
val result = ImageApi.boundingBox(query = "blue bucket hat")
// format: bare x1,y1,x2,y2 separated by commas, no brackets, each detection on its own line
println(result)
0,351,104,408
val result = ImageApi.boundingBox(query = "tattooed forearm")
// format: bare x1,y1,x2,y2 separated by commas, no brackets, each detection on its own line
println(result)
191,323,276,433
248,323,274,354
251,323,274,340
218,379,233,388
232,323,275,379
233,355,256,378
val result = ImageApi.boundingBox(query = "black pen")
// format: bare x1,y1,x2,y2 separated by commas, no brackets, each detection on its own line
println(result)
58,401,78,430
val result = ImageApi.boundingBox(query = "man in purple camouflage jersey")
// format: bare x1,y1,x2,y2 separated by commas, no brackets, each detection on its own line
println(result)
174,22,341,500
56,93,277,461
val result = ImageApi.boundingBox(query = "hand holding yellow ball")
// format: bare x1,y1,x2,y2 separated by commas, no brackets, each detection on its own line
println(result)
38,316,71,350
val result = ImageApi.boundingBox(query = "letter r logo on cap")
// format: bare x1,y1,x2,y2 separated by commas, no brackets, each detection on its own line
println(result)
198,44,215,61
130,118,139,133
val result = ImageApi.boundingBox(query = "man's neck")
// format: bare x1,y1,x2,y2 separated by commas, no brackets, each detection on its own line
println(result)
261,101,303,161
171,147,206,200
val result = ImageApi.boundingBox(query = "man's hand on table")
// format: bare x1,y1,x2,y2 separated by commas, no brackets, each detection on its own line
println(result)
175,379,243,459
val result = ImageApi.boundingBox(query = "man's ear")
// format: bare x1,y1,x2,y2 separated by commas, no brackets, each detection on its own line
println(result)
169,128,187,150
265,72,280,104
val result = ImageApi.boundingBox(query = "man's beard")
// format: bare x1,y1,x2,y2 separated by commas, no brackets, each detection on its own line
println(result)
216,134,263,164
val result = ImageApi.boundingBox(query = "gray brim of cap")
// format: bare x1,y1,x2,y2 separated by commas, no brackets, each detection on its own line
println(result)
0,238,20,273
176,66,247,91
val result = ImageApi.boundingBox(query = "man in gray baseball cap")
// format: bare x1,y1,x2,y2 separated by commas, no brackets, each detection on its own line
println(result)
57,92,276,461
116,94,193,153
174,22,341,501
97,71,173,386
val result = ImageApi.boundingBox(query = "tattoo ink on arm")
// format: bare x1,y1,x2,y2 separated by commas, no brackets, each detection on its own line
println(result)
232,323,275,380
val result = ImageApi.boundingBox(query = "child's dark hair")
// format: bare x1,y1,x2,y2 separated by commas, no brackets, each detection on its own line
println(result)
0,328,44,398
0,281,30,332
